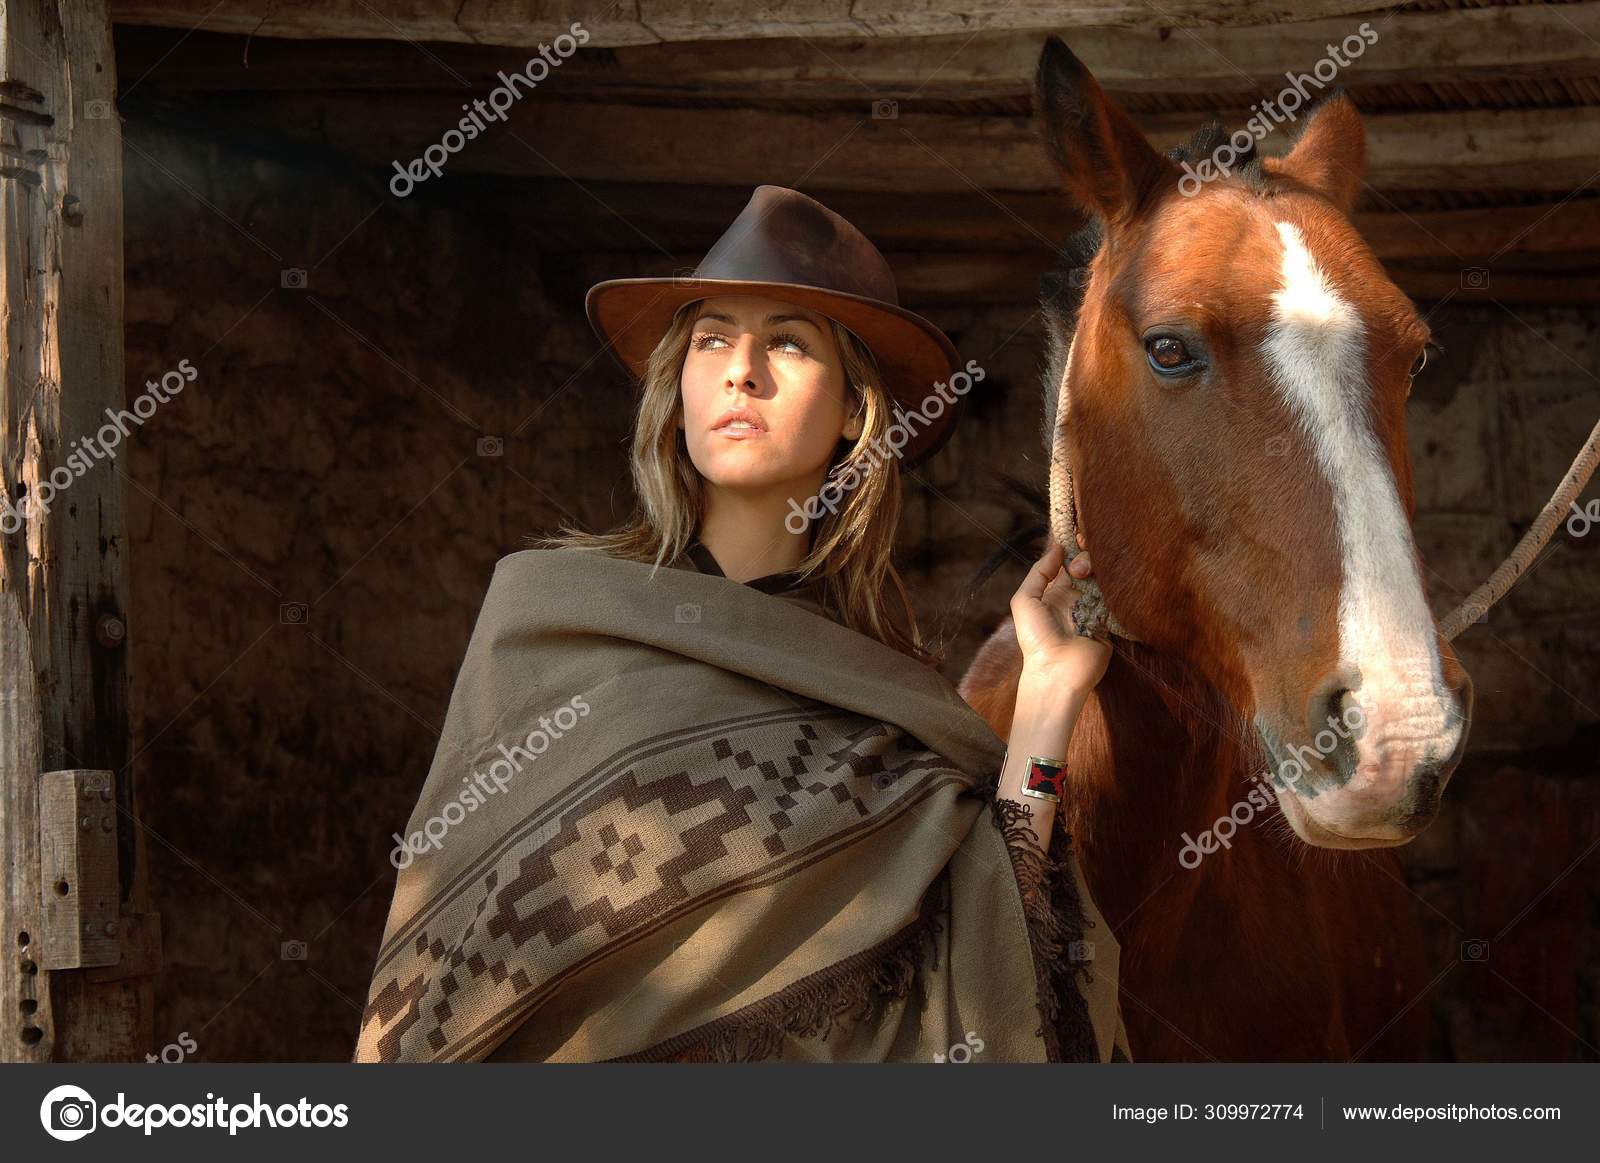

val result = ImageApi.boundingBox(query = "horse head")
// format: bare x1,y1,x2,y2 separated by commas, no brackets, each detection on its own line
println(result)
1034,37,1472,849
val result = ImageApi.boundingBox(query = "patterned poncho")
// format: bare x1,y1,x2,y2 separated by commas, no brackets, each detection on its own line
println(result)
353,545,1130,1062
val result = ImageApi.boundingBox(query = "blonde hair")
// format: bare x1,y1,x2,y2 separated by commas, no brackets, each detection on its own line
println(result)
529,299,939,665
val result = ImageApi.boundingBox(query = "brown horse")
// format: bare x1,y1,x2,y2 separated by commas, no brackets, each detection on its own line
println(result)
958,39,1474,1061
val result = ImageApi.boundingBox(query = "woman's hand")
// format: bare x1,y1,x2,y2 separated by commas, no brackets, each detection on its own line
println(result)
1009,536,1113,694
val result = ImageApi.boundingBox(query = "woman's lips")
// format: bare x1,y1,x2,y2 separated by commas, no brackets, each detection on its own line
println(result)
714,422,766,439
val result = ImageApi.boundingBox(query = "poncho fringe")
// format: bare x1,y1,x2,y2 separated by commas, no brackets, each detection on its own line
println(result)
621,782,1099,1064
613,872,951,1062
976,786,1098,1063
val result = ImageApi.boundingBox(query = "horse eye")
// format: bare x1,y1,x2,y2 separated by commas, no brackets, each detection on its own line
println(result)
1146,335,1195,374
1409,350,1428,378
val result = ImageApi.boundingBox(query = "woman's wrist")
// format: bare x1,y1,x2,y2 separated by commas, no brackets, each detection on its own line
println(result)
1000,665,1090,831
998,543,1112,851
1016,661,1094,724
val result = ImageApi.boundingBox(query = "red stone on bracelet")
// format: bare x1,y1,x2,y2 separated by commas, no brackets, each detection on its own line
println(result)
1020,755,1068,803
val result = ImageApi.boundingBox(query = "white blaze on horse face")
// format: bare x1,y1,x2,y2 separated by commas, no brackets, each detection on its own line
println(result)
1260,221,1460,818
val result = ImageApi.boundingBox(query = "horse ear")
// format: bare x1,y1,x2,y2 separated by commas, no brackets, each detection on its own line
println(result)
1264,93,1367,212
1034,36,1174,224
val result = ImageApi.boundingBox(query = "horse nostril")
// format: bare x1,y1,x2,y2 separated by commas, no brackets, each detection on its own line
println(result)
1305,667,1361,740
1334,688,1362,736
1325,687,1352,726
1322,708,1361,782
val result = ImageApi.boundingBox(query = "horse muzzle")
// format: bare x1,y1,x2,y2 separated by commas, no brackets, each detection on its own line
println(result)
1258,663,1473,847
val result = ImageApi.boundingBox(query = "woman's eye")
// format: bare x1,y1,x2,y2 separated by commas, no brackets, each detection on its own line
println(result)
770,331,810,355
691,333,728,352
1145,335,1197,375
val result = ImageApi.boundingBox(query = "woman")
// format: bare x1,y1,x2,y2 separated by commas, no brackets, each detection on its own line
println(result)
353,186,1129,1063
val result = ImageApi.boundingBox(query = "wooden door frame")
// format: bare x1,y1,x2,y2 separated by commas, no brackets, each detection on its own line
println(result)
2,0,149,1062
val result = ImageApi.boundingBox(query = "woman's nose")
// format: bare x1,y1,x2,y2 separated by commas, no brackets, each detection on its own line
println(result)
723,335,763,391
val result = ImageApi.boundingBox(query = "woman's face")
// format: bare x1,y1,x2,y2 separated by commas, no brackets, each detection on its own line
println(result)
679,294,862,491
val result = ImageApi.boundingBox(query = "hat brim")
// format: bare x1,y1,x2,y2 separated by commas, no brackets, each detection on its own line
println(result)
585,277,968,466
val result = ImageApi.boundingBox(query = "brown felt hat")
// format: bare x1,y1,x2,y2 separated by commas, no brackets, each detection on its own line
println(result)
585,185,968,466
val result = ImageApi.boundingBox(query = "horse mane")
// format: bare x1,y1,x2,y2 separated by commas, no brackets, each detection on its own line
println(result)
1168,120,1266,187
1037,218,1100,454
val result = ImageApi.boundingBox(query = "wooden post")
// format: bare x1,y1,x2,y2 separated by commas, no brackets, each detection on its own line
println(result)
1,0,148,1060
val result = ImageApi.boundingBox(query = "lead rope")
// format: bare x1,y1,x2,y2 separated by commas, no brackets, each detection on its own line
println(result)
1436,414,1600,642
1047,367,1135,643
1049,383,1600,646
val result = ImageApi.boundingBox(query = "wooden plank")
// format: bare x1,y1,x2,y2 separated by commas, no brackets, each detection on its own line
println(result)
128,89,1600,195
1354,199,1600,263
111,6,1600,99
114,0,662,46
0,593,49,1056
1,0,144,1062
603,4,1600,96
1112,2,1600,92
551,249,1600,307
466,177,1600,263
86,911,162,983
110,5,1600,99
108,0,1391,47
1385,266,1600,306
450,178,1082,252
37,771,121,971
843,0,1378,39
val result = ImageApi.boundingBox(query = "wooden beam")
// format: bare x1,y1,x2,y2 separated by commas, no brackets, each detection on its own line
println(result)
466,177,1600,264
108,0,1392,48
546,247,1600,307
2,0,146,1061
451,178,1081,252
1385,266,1600,306
126,90,1600,195
116,5,1600,99
1354,200,1600,263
